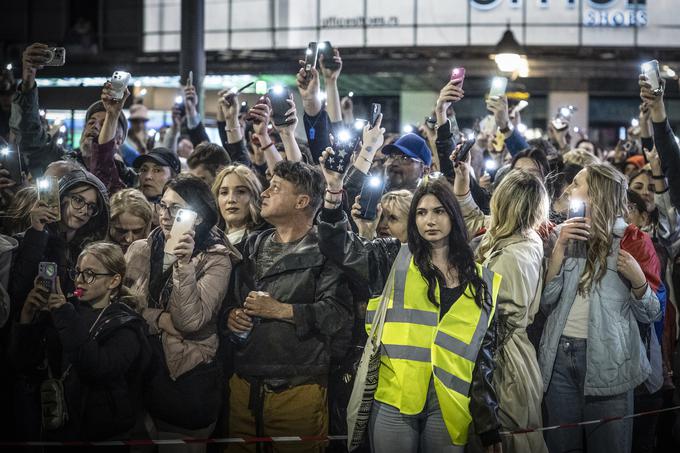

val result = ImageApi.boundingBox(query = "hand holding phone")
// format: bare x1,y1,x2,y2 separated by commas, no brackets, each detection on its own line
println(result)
451,67,465,87
304,42,319,80
38,262,58,293
266,86,294,126
187,70,194,87
356,176,385,220
325,129,359,174
489,77,508,98
319,41,341,71
164,209,198,257
453,137,475,164
36,176,60,222
44,47,66,67
370,103,382,128
0,146,23,185
641,60,663,96
110,71,131,101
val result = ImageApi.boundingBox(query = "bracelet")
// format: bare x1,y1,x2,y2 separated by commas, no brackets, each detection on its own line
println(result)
360,155,373,164
632,281,648,290
651,174,665,180
455,190,471,198
225,126,240,132
326,188,343,195
324,197,341,206
261,142,275,151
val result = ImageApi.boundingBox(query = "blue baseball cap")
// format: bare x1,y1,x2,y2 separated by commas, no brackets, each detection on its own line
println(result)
382,133,432,167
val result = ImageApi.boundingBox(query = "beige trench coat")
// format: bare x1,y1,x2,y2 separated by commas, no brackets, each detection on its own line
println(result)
457,192,548,453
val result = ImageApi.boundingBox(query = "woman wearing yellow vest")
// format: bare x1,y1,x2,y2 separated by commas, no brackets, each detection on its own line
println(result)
318,157,503,453
453,164,550,453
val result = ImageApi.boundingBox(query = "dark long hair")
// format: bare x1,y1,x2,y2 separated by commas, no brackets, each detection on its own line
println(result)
406,178,485,308
163,175,221,251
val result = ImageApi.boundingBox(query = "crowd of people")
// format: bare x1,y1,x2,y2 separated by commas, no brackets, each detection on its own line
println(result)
0,40,679,453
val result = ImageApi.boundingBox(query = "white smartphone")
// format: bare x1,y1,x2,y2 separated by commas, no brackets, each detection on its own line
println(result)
44,47,66,66
489,77,508,98
641,60,663,95
110,71,131,100
164,208,198,255
187,70,193,87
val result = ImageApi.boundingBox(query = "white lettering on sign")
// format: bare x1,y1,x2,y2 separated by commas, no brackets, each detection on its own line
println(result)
584,8,647,26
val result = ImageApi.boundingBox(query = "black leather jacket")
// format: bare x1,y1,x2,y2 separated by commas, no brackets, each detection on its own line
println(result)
317,206,501,446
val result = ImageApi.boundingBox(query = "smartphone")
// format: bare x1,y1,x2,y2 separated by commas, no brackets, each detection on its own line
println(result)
425,116,436,130
187,70,193,87
173,95,186,117
110,71,131,101
38,262,58,293
489,77,508,98
319,41,341,71
325,129,360,174
266,86,294,126
164,209,198,255
370,103,382,128
304,42,319,77
551,118,569,132
451,67,465,88
239,100,249,115
511,100,529,117
568,200,586,219
454,137,475,163
641,60,663,96
36,176,61,222
566,200,587,259
0,145,23,184
357,175,385,220
484,159,498,182
44,47,66,66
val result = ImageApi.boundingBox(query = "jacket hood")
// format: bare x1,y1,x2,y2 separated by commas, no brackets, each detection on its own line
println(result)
58,169,110,242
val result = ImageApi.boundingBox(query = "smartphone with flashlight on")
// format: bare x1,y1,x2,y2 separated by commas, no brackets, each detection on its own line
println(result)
164,208,198,255
37,176,61,222
325,129,360,174
484,159,499,182
566,199,588,258
641,60,663,96
266,86,294,126
489,77,508,98
173,95,186,117
304,42,319,78
0,145,23,184
451,67,465,87
357,175,385,220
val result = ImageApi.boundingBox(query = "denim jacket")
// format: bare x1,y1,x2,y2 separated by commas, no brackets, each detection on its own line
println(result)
539,218,662,396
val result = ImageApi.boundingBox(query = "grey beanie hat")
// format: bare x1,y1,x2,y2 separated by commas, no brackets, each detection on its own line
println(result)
85,101,128,139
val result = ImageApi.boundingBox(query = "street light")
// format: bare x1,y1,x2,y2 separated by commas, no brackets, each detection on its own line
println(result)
492,26,523,73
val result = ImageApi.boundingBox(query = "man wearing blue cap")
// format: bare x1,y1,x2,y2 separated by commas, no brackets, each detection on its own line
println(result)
380,133,431,191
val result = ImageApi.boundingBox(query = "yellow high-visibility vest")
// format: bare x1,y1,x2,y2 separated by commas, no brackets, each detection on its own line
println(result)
366,246,500,445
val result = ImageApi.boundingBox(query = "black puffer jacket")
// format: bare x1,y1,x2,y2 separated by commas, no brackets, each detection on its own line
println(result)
10,169,110,316
226,227,353,379
317,206,502,446
9,299,151,440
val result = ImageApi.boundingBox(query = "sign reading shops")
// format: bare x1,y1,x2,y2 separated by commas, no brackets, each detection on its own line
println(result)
470,0,647,28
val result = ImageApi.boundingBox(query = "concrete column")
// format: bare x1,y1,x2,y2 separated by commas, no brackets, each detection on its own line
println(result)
180,0,205,116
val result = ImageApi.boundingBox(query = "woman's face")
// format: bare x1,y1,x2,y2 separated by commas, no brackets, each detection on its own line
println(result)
61,186,98,232
217,173,254,230
566,168,590,205
629,173,655,211
158,188,190,238
110,211,149,253
377,203,408,243
74,253,119,304
415,194,452,247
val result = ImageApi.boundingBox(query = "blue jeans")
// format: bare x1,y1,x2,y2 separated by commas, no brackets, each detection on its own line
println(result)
368,379,463,453
544,336,633,453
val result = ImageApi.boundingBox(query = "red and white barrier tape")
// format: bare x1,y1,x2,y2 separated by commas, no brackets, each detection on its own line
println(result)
2,405,678,447
500,404,680,436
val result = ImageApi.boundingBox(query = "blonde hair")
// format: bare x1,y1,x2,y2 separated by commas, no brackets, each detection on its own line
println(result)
212,164,263,231
78,241,141,308
579,163,628,294
477,170,550,260
2,186,37,236
109,188,153,228
563,148,601,167
380,190,413,219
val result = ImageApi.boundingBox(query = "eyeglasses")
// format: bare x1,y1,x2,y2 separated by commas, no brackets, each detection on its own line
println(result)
68,194,99,217
69,268,115,284
157,202,183,218
386,154,422,164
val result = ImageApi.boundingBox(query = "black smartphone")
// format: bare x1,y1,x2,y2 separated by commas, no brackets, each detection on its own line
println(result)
239,100,249,115
0,145,23,184
319,41,340,71
325,129,360,174
173,95,186,117
38,262,58,293
304,42,319,78
266,86,294,126
357,175,385,220
370,103,381,128
454,137,475,163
